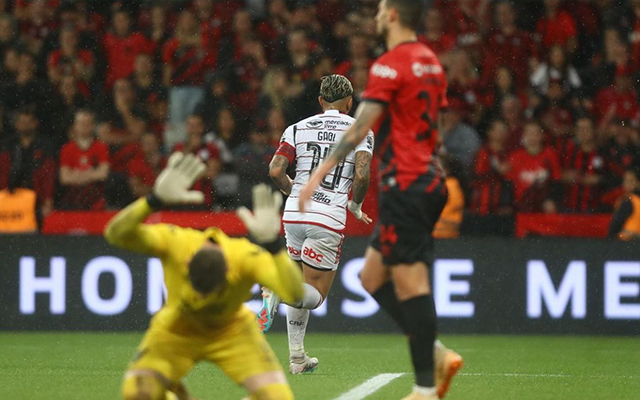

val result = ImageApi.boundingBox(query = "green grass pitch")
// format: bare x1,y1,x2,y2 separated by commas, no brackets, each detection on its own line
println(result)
0,333,638,400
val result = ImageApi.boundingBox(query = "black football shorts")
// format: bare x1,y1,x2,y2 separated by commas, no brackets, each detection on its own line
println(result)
370,179,448,267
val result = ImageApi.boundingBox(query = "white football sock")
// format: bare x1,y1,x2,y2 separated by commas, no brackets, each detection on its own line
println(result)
287,306,310,359
290,283,323,309
414,385,437,395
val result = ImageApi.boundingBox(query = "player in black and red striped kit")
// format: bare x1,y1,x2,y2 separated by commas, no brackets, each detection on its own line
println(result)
299,1,462,399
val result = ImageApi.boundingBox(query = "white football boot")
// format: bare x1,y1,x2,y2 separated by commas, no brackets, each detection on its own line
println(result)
289,353,319,374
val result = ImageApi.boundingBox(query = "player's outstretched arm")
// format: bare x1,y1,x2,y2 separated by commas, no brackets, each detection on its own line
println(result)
269,154,293,196
237,184,304,304
104,153,206,256
299,101,384,211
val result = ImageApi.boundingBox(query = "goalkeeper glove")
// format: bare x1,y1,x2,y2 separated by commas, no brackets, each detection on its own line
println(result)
236,184,283,252
148,152,206,208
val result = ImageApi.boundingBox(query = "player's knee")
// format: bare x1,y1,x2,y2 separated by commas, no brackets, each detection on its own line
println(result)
122,373,166,400
249,383,294,400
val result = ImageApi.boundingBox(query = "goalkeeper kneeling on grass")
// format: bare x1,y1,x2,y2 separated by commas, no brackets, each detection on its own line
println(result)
104,152,303,400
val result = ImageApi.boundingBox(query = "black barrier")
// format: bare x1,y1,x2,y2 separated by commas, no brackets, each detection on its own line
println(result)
0,235,639,334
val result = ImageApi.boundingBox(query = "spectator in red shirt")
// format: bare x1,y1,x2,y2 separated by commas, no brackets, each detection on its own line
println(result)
172,114,221,207
506,121,561,213
561,117,606,212
97,78,147,147
540,82,575,161
418,8,457,59
487,1,536,90
535,0,578,54
0,108,55,218
58,110,109,210
50,75,89,149
102,9,152,89
470,119,514,215
445,49,485,124
594,65,640,127
162,9,213,150
47,25,94,96
128,132,165,199
601,119,640,207
143,4,172,61
335,34,372,80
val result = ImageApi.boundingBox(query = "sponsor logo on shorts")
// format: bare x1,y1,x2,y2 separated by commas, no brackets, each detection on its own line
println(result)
288,246,301,257
303,247,324,263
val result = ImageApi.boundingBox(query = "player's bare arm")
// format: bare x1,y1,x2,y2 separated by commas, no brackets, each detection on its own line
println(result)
299,101,385,211
269,154,293,196
348,151,373,224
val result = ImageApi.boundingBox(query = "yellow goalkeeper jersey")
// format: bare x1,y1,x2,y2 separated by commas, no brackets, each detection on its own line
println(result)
104,198,304,335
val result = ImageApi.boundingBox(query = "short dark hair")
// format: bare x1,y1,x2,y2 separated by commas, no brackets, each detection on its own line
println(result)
188,247,227,294
387,0,424,31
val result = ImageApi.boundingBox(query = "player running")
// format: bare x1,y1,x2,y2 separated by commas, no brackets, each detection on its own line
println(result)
262,74,374,374
104,152,303,400
299,1,462,399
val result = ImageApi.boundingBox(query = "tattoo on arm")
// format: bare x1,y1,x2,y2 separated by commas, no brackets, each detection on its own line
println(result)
352,151,372,204
269,155,292,195
327,102,384,165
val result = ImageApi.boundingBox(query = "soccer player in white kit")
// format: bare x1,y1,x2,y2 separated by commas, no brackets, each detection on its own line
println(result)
263,74,374,374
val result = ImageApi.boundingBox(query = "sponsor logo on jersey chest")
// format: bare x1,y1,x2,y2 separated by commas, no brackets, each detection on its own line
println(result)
306,120,323,129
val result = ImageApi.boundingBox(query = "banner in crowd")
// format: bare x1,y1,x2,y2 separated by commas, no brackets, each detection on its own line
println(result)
1,236,638,335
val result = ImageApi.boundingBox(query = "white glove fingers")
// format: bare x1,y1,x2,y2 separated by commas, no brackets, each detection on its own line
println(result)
272,190,282,210
185,156,206,183
236,207,254,227
253,184,267,210
167,152,184,168
182,190,205,204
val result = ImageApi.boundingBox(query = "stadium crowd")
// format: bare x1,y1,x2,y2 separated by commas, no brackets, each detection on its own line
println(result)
1,0,640,228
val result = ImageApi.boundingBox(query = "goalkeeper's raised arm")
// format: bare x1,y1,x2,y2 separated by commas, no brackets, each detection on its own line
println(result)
103,152,206,256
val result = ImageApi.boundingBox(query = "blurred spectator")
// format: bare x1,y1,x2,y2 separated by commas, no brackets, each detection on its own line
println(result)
418,8,456,58
257,0,291,52
540,82,574,156
434,157,465,239
19,0,57,55
485,66,524,119
58,110,109,210
335,34,372,79
604,119,640,188
0,45,19,85
500,95,525,151
445,49,485,124
97,78,146,146
437,0,489,50
50,75,89,149
162,9,213,149
594,66,640,127
608,167,640,240
146,92,168,147
350,65,369,113
535,0,578,54
266,107,286,145
0,14,20,62
287,52,334,123
506,121,561,213
143,4,172,61
97,78,146,208
195,71,231,132
0,108,55,219
1,50,53,126
212,106,241,154
282,29,314,83
227,35,268,117
102,9,151,89
629,0,640,67
173,114,221,208
470,120,513,215
47,25,94,97
257,66,302,122
128,132,165,199
130,52,162,105
441,101,482,178
530,44,582,97
218,9,256,65
487,1,536,90
561,117,606,213
234,125,276,208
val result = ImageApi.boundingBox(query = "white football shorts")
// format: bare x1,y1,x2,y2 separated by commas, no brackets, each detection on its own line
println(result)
284,223,345,271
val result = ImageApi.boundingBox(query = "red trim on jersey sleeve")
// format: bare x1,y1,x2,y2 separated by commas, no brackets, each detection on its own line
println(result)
275,142,295,164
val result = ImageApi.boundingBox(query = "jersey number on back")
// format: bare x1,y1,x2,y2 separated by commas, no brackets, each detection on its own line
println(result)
307,143,346,191
418,91,435,142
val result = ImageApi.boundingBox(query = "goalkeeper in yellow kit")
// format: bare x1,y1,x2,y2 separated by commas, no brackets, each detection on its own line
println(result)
104,153,303,400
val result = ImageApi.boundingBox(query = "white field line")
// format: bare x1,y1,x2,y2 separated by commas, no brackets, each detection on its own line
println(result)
332,373,405,400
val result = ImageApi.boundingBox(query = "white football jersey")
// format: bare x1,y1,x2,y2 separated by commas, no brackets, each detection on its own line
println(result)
281,109,374,231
